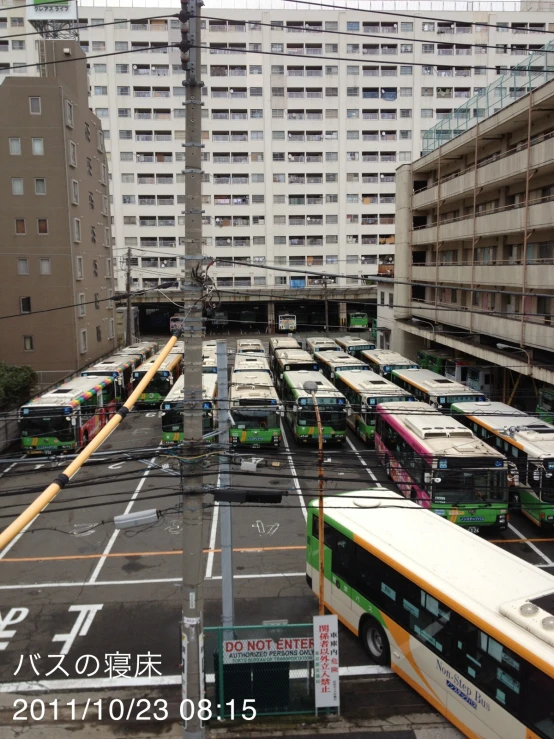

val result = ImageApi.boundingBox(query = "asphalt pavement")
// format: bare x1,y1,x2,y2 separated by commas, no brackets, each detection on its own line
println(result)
0,332,552,737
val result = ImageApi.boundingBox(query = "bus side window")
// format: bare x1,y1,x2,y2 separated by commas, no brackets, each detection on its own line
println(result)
102,384,115,405
524,668,554,739
81,396,97,419
332,532,354,583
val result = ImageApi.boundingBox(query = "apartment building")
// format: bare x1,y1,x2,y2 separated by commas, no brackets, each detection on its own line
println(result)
2,4,554,294
0,40,116,377
392,73,554,393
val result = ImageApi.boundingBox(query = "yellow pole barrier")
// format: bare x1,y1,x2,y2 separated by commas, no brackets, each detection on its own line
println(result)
0,333,182,553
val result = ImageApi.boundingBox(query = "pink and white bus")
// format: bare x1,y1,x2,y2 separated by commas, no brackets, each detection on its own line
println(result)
374,401,509,532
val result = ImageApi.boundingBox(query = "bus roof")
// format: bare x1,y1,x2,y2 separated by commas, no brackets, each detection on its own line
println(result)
269,337,300,352
314,351,367,367
23,376,114,409
275,349,313,361
168,341,185,355
230,382,280,403
119,341,158,357
337,371,411,397
134,353,182,373
236,339,265,354
306,337,339,350
314,489,554,671
361,349,418,367
283,370,345,398
335,336,374,348
82,354,138,376
378,401,505,459
233,356,271,372
452,401,554,459
392,368,477,396
231,371,273,387
163,373,217,405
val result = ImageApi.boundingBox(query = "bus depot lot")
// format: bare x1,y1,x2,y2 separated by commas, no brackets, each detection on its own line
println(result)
0,333,553,685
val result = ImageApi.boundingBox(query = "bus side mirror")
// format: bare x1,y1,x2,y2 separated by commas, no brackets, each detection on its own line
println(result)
293,405,298,412
424,472,432,484
331,372,335,379
433,478,442,484
280,373,283,379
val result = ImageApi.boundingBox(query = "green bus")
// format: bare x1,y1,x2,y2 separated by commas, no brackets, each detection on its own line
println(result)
334,336,376,359
20,376,116,453
305,489,554,739
132,351,183,406
452,400,554,529
370,318,378,342
281,370,348,444
313,351,370,383
160,374,217,443
360,349,418,379
229,371,282,447
273,349,319,394
391,368,486,412
537,386,554,424
416,348,452,374
335,370,414,444
348,312,369,330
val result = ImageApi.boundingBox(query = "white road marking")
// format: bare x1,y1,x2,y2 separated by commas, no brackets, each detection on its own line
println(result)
346,437,382,486
52,605,103,655
0,460,20,480
0,572,306,591
87,455,158,584
280,420,307,520
0,664,391,693
508,522,554,566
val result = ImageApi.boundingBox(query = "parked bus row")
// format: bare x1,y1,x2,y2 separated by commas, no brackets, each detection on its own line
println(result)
20,341,159,454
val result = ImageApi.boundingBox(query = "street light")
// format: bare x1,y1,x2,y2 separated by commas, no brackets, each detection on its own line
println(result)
496,343,531,364
303,379,325,615
411,317,436,333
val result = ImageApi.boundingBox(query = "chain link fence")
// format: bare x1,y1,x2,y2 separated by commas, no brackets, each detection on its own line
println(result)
205,623,316,718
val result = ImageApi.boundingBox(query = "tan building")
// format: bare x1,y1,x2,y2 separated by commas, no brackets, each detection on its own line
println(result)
393,74,554,402
0,40,116,382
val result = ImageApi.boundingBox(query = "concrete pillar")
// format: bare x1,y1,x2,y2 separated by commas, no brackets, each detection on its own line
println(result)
339,302,347,328
392,163,416,357
267,301,275,334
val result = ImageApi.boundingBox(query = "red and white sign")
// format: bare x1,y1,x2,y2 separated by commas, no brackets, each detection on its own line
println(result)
223,637,314,664
313,614,340,710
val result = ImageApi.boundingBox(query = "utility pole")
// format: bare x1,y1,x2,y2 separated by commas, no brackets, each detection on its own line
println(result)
323,277,329,337
125,247,133,345
179,3,205,738
217,341,235,632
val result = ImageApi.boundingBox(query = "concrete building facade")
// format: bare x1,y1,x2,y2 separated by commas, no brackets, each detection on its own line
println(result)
0,40,116,379
392,74,554,396
2,4,554,298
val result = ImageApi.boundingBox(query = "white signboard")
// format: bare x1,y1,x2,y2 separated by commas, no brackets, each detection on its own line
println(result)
27,0,77,22
223,637,314,664
313,615,340,711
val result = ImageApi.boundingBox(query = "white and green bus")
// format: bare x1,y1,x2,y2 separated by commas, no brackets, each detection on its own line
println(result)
229,371,282,447
361,349,419,379
334,336,376,359
281,370,348,444
314,351,370,383
272,349,319,392
334,370,414,443
236,338,265,355
268,336,300,360
233,355,272,375
160,374,217,443
452,400,554,530
391,368,487,412
306,488,554,739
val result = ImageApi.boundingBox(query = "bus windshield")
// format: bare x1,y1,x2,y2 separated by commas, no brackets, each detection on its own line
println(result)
298,409,347,430
20,410,74,441
232,408,279,429
136,373,172,394
432,468,507,503
162,408,182,432
281,362,319,373
541,465,554,502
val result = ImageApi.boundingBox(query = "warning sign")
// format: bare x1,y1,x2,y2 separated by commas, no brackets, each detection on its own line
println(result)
223,637,314,664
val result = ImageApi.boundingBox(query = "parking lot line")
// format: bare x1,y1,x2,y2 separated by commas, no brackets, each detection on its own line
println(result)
507,521,554,566
280,421,307,520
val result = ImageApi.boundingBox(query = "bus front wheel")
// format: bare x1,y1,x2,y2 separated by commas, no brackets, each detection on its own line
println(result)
360,617,390,666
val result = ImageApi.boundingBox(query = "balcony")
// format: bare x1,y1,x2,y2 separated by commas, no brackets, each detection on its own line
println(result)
159,239,176,248
138,177,155,184
158,218,175,227
140,218,157,227
139,197,156,205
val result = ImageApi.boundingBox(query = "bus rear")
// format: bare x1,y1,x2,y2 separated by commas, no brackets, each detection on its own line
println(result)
229,378,281,447
348,312,369,330
334,336,376,359
278,314,297,332
375,401,509,532
133,353,182,405
282,370,348,444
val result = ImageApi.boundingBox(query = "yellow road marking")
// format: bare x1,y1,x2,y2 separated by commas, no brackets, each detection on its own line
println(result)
0,545,305,564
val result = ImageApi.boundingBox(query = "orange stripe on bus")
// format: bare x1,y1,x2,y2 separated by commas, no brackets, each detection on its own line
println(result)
352,532,554,679
466,415,526,453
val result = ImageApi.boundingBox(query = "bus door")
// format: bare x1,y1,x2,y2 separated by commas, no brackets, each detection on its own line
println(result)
328,528,356,622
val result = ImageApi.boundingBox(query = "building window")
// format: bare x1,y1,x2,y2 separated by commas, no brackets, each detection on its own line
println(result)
12,178,23,195
75,255,84,280
77,293,86,316
108,318,115,339
74,218,82,242
15,218,25,235
85,122,91,141
34,178,46,195
40,258,51,275
71,180,79,205
17,258,29,275
69,141,77,167
96,326,102,342
37,218,48,234
23,336,33,351
30,137,44,156
80,329,88,354
9,137,21,155
105,258,112,278
29,96,41,114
